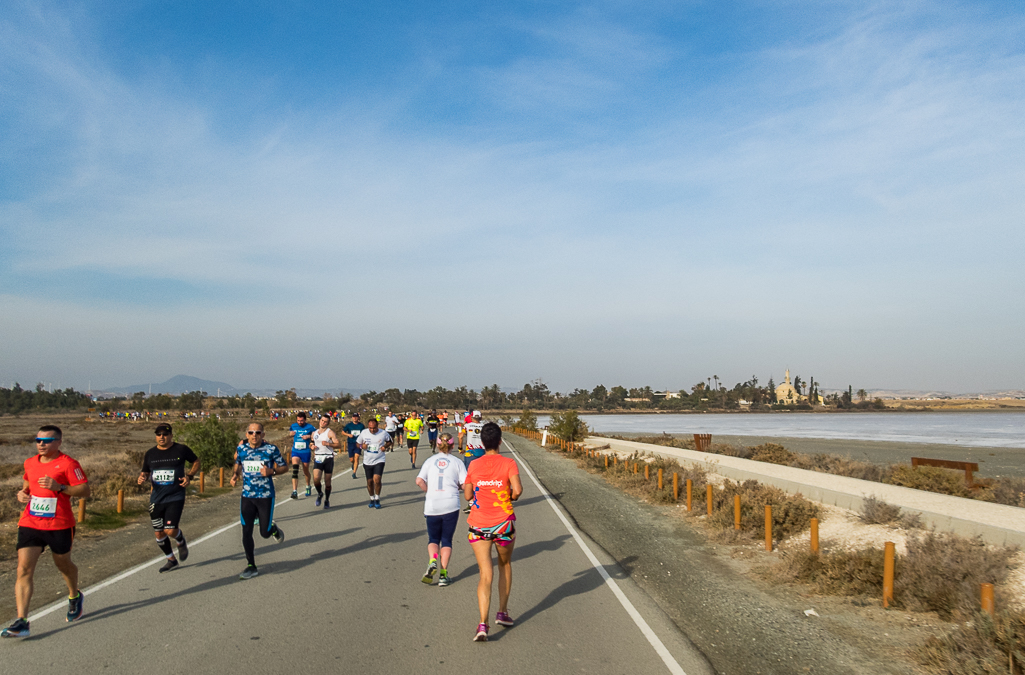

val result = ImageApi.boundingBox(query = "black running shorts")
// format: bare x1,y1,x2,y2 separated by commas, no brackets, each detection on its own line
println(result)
314,456,334,474
406,437,420,449
363,462,385,478
17,526,75,555
149,500,185,531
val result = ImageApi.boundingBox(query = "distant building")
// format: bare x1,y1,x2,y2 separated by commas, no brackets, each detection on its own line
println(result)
652,390,681,399
775,370,823,405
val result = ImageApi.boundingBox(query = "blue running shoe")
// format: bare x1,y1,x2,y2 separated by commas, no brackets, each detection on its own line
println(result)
374,501,382,509
369,501,376,509
67,592,83,622
315,496,322,507
1,618,29,638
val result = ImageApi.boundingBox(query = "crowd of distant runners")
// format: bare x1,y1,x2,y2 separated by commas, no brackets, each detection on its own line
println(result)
3,408,520,642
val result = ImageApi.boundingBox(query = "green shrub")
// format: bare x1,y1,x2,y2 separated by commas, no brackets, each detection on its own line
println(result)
177,416,241,469
515,409,538,431
706,479,819,541
772,548,885,597
549,410,588,442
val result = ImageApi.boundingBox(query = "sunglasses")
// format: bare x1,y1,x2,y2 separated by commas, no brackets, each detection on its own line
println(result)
247,431,264,435
35,437,58,444
155,432,172,437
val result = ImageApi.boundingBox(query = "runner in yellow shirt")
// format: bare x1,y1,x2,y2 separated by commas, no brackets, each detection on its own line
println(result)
404,411,425,469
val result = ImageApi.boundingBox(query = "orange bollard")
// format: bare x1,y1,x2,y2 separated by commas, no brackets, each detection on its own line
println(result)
981,583,995,617
765,505,773,551
220,467,225,488
605,454,609,469
686,479,692,511
734,495,741,530
117,489,124,514
658,468,663,490
644,464,649,481
706,484,713,516
883,542,895,608
199,472,205,493
673,472,679,501
77,498,86,524
634,462,638,475
810,518,819,553
614,455,618,467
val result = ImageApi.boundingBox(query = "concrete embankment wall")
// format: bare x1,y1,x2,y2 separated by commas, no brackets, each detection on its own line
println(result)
586,436,1025,549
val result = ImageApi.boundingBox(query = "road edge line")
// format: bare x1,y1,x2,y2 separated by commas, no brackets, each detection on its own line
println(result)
504,439,687,675
26,468,352,623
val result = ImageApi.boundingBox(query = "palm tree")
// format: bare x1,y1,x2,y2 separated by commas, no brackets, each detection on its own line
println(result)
857,388,868,403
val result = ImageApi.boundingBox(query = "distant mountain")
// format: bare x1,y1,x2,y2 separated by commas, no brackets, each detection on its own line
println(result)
105,375,240,396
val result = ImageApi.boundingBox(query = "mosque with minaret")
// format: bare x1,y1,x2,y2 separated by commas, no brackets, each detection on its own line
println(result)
774,370,824,405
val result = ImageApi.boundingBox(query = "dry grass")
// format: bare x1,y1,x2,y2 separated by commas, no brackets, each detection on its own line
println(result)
915,611,1025,674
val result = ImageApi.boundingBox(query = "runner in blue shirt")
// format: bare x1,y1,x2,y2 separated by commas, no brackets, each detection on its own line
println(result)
288,412,316,499
342,413,366,480
231,423,287,579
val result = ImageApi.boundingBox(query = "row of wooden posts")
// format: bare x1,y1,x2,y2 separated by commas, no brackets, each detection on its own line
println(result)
510,427,1001,617
79,467,228,523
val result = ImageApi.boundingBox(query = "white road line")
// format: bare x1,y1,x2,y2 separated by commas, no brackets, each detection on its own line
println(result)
26,469,352,623
504,439,687,675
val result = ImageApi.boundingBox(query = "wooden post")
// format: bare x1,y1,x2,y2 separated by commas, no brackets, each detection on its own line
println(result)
220,467,225,488
634,462,638,475
686,479,692,511
117,489,124,514
883,542,895,608
77,498,86,524
604,454,609,469
199,472,205,493
673,473,679,501
658,468,663,490
734,495,741,530
981,583,995,617
810,517,819,553
765,505,773,551
644,464,649,481
706,484,713,516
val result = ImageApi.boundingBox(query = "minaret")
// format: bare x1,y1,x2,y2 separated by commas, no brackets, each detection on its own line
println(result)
785,369,791,385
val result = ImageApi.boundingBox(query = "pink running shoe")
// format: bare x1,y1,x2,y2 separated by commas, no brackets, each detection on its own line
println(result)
473,623,489,642
495,611,515,627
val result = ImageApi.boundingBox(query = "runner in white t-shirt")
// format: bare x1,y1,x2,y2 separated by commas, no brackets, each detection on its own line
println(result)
384,413,399,451
357,418,392,509
415,433,466,586
311,414,339,509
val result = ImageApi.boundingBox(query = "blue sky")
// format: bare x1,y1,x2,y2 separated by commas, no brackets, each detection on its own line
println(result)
1,0,1023,393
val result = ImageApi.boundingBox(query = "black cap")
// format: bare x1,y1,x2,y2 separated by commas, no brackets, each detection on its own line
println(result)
155,423,173,434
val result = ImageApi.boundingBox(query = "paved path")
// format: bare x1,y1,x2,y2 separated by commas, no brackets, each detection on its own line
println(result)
3,439,711,674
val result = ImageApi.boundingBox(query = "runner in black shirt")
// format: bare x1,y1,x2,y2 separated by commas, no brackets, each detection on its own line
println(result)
138,423,200,573
426,411,441,452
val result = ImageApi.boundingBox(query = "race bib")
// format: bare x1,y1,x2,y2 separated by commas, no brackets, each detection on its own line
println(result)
29,495,57,518
243,460,265,475
151,469,175,485
294,441,307,450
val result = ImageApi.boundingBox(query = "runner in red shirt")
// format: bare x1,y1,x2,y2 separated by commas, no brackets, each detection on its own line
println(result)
463,422,522,642
2,425,90,639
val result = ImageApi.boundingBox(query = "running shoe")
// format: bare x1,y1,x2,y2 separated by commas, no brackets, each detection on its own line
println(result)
351,472,358,479
305,485,312,497
176,538,189,562
323,499,330,509
290,490,298,500
369,501,376,509
473,622,489,642
239,565,259,580
315,496,322,507
437,570,450,587
421,559,438,584
272,526,285,544
66,592,83,622
462,504,471,514
1,618,29,638
374,501,382,509
495,611,515,627
159,558,179,573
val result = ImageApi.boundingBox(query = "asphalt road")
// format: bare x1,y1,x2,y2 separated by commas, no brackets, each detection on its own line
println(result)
2,439,712,675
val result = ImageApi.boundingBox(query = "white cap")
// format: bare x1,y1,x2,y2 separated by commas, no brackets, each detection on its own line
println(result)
472,410,482,418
